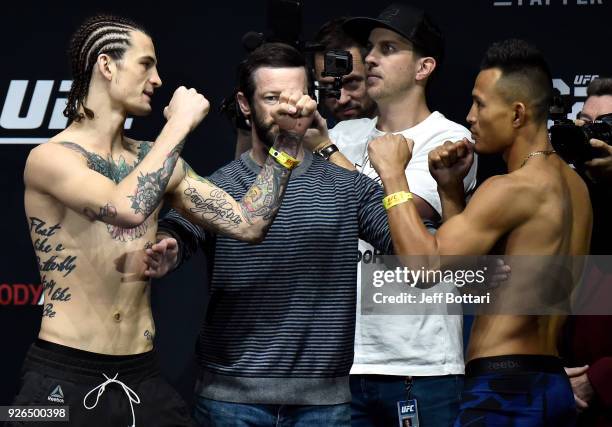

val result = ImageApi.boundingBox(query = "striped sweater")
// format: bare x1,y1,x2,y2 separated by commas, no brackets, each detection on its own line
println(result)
159,150,392,405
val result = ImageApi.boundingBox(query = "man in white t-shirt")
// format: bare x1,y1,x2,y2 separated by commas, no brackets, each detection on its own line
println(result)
313,3,477,426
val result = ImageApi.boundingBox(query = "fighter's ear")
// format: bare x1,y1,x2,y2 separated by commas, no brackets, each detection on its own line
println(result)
96,54,115,82
512,102,527,128
236,92,251,117
415,56,436,82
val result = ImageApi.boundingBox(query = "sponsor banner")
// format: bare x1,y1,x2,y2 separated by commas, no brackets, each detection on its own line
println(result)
0,283,43,306
0,80,133,144
552,73,600,122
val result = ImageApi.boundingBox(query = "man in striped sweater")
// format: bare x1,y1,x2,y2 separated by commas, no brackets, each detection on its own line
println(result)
148,43,395,426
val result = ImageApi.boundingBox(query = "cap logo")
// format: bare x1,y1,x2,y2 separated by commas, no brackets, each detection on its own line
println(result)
379,8,399,22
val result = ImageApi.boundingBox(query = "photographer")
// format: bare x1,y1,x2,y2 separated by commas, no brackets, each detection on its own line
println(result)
558,77,612,427
578,77,612,255
579,77,612,184
313,17,377,124
234,17,378,160
550,77,611,254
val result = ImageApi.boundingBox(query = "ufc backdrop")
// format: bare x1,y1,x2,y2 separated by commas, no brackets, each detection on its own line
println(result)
0,0,610,405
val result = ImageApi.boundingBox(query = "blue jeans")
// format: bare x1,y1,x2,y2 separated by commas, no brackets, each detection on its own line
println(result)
193,395,351,426
350,375,463,427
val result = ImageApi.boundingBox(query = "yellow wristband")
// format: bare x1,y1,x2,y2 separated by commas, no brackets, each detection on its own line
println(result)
269,147,300,170
383,191,413,210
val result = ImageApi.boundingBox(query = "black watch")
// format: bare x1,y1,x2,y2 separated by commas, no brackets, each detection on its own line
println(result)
316,144,339,160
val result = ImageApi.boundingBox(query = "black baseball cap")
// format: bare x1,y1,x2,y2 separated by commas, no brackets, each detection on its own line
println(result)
343,3,445,62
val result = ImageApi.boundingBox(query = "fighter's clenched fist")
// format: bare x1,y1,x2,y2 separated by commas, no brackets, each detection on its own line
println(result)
164,86,210,131
368,133,414,180
428,138,474,189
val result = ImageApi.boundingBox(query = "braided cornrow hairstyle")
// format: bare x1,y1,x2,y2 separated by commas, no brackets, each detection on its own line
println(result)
64,14,148,123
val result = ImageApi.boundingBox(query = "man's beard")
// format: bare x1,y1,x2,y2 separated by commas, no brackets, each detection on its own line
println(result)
251,106,277,148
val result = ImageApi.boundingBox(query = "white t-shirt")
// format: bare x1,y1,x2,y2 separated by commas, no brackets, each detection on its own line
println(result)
329,112,477,376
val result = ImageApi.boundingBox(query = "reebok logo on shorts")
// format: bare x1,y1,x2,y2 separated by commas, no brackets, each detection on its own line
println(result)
47,385,65,403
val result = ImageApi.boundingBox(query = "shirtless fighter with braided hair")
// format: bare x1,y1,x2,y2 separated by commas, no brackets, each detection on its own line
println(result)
10,14,316,427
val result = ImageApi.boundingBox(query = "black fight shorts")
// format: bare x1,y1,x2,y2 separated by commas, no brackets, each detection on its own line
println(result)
6,339,195,427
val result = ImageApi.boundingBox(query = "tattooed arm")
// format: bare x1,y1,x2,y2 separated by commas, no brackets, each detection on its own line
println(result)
24,87,209,228
168,134,296,243
166,90,317,243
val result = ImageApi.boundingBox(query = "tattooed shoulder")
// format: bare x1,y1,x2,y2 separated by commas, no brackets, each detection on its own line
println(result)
56,141,90,157
137,141,154,163
56,141,112,178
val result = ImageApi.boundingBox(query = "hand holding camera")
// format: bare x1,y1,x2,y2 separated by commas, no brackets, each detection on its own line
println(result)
549,113,612,176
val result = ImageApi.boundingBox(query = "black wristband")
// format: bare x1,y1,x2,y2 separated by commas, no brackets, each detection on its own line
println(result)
316,144,339,160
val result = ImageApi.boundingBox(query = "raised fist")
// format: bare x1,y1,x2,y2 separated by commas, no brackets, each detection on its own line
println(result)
164,86,210,132
270,90,317,137
368,134,414,180
428,138,474,189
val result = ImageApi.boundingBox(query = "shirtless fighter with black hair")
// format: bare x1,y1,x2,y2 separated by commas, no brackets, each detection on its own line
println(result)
368,39,592,426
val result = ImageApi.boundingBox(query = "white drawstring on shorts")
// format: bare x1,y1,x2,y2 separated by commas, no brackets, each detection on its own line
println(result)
83,373,141,427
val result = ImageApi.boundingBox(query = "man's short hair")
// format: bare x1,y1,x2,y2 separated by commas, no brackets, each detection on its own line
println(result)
238,43,307,105
481,39,553,123
314,17,363,52
587,77,612,98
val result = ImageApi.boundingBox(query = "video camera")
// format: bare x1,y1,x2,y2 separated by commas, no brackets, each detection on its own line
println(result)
318,49,354,100
220,0,353,130
549,91,612,166
254,0,354,101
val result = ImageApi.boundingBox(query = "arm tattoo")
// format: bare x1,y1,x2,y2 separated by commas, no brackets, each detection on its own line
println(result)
183,161,210,183
241,160,289,221
60,139,185,220
180,158,290,235
238,130,296,222
83,203,117,221
128,141,185,216
179,130,295,235
57,141,159,240
182,163,243,229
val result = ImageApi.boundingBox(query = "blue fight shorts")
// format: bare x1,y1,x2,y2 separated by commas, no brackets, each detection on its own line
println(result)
454,355,576,427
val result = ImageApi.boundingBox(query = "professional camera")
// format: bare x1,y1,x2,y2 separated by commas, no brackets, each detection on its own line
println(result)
550,113,612,165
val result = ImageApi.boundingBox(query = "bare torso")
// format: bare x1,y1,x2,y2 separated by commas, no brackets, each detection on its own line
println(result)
26,133,170,355
467,155,592,360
